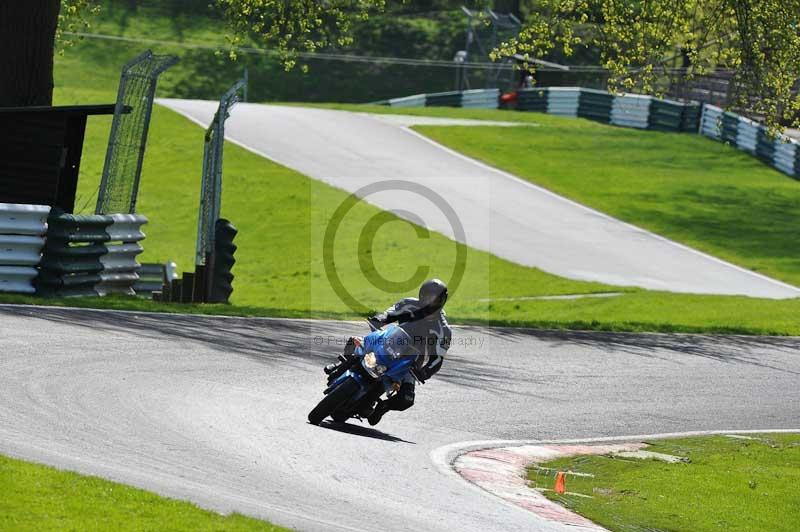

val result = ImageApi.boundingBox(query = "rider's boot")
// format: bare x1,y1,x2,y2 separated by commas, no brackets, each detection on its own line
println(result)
368,399,389,426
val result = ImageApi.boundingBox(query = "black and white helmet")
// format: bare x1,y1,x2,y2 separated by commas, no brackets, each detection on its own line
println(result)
418,278,448,312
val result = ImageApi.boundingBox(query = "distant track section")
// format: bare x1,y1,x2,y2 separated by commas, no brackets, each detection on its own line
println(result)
159,99,800,299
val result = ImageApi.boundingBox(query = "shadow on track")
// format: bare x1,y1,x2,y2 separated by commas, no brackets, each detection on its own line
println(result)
4,305,799,385
317,420,415,444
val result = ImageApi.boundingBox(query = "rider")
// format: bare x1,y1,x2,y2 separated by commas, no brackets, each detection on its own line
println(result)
325,278,452,426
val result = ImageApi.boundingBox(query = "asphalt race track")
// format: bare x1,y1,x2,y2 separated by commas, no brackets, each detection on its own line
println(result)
158,99,800,299
1,306,799,531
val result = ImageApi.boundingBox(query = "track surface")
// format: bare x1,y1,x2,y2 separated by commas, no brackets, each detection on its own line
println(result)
2,306,799,531
159,99,799,299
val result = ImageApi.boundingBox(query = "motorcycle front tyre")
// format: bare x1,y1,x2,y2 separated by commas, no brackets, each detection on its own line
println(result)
308,377,360,425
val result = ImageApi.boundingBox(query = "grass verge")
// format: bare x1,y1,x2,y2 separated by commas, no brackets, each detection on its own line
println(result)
46,46,800,336
529,434,800,532
0,453,288,531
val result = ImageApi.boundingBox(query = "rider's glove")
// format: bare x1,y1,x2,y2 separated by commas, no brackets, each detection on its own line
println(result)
368,313,387,329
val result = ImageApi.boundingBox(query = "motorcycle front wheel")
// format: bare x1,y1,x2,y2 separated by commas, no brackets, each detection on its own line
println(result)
308,377,360,425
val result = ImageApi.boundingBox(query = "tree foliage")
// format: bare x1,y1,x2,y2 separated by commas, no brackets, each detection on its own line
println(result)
214,0,388,71
495,0,800,130
57,0,101,52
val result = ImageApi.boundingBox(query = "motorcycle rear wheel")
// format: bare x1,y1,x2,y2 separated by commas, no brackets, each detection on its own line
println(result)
308,378,359,425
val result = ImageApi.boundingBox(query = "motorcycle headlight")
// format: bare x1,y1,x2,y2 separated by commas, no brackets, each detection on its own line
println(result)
362,352,386,378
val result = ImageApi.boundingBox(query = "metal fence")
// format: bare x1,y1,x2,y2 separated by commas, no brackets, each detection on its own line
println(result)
195,78,245,268
96,50,178,215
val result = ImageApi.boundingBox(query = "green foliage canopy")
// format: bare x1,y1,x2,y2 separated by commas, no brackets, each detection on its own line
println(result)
496,0,800,130
57,0,101,51
215,0,388,71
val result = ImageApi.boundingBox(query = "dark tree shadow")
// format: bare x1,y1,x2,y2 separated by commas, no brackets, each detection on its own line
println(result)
4,306,799,391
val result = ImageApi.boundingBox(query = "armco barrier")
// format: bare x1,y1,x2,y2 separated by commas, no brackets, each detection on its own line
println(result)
700,104,723,140
611,94,651,129
0,266,39,294
699,104,800,179
577,88,613,123
425,91,463,107
517,88,548,112
461,89,500,109
38,212,147,297
547,87,580,117
133,262,176,297
382,88,800,179
386,93,426,107
0,203,50,294
680,104,702,132
773,140,798,176
383,87,699,133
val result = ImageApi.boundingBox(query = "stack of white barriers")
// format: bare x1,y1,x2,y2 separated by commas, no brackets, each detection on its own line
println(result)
0,203,50,294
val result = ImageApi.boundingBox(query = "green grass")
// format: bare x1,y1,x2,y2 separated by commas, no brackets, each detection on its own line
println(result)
55,95,620,314
0,453,288,531
529,434,800,532
41,16,800,336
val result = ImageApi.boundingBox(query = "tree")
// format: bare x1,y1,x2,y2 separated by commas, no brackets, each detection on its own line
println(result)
0,1,98,107
495,0,800,130
0,2,61,107
215,0,388,71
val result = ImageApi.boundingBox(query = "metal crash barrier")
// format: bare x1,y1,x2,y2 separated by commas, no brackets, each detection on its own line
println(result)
382,88,798,179
700,104,800,180
37,211,147,297
382,87,702,133
0,203,50,294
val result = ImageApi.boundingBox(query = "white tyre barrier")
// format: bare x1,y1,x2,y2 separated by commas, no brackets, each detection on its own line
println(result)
387,94,426,107
611,94,651,129
0,203,49,236
107,214,147,242
736,116,759,154
0,266,38,294
461,88,500,109
0,235,46,266
546,87,580,117
100,243,144,272
0,203,50,294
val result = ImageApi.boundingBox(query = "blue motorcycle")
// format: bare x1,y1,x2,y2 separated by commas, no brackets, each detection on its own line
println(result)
308,323,420,426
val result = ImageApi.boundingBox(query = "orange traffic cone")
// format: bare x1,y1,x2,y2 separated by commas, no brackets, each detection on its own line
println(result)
554,471,566,494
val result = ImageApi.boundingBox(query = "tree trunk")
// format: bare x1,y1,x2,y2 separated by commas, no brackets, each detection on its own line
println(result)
0,1,61,107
